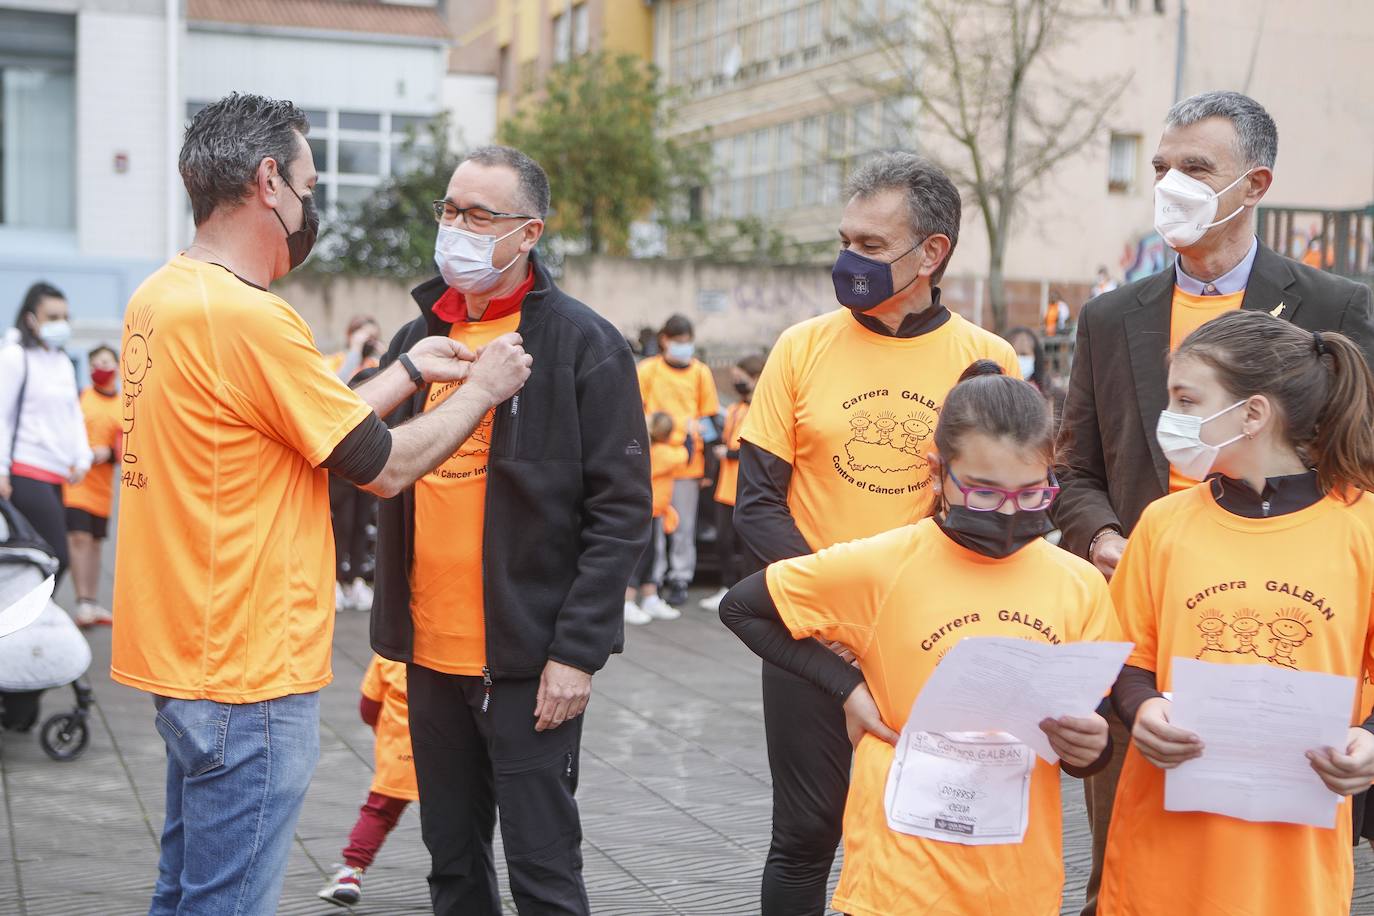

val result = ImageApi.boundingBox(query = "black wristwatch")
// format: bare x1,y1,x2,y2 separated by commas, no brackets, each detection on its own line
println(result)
397,352,425,390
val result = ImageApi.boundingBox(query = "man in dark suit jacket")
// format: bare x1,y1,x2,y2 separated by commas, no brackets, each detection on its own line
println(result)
1054,89,1374,916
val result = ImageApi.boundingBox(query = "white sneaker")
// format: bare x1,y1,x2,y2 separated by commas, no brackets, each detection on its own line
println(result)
698,587,729,613
624,600,653,625
641,595,681,621
317,863,363,906
335,582,349,613
348,578,374,612
72,602,98,629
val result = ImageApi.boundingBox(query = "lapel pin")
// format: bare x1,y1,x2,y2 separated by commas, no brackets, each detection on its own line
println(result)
1270,302,1285,318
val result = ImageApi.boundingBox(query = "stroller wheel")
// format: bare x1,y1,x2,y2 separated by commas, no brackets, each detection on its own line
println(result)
39,713,89,761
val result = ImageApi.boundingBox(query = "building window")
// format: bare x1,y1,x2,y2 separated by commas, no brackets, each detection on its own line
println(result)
553,12,571,64
572,4,590,56
498,45,511,94
0,10,76,231
1108,132,1140,193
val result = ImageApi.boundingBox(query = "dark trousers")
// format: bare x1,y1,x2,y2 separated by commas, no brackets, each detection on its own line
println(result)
1079,711,1132,916
714,501,760,589
629,517,662,590
761,661,850,916
407,664,590,916
329,477,376,582
342,791,410,870
11,475,68,584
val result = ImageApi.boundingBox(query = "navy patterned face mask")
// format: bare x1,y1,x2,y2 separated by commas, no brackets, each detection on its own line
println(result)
831,241,921,312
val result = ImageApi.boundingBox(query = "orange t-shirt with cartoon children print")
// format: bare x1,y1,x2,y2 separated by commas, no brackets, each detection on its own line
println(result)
741,308,1019,550
766,519,1119,916
410,310,523,677
110,256,373,703
361,655,418,801
1099,486,1374,916
638,355,720,480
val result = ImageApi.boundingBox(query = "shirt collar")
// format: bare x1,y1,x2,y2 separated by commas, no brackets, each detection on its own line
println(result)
849,286,952,338
1175,237,1258,296
1209,469,1322,519
433,264,535,324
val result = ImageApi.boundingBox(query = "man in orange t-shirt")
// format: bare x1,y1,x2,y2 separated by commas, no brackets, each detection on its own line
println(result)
734,151,1018,915
62,344,121,627
113,94,532,916
1053,89,1374,916
365,146,650,916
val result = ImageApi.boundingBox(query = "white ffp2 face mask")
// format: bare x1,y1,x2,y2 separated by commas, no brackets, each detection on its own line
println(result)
1153,168,1253,250
1156,399,1246,481
434,221,533,294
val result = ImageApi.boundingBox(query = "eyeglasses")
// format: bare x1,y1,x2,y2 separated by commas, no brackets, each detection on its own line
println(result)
432,200,537,230
946,467,1060,513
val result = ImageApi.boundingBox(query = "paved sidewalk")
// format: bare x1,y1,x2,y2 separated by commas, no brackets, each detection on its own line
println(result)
5,587,1374,914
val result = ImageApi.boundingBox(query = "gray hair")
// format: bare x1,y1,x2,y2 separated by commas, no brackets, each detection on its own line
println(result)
464,145,551,218
846,152,961,283
179,93,310,226
1165,90,1278,169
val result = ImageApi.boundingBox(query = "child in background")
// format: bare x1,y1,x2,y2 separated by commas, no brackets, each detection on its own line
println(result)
63,344,121,627
625,412,687,625
700,354,766,613
318,656,418,908
637,315,721,605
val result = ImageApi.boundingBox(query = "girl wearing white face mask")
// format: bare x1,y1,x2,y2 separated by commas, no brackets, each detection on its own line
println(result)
1098,310,1374,916
0,282,93,586
636,314,721,609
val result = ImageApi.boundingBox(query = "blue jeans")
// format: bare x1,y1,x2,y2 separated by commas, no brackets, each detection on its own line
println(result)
148,692,320,916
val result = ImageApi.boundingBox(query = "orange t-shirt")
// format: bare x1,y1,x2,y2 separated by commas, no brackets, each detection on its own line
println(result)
650,441,687,518
767,519,1118,916
1168,287,1245,493
713,400,749,507
110,255,372,703
410,310,522,676
741,308,1019,550
63,387,121,518
361,655,418,801
638,355,720,479
1099,486,1374,916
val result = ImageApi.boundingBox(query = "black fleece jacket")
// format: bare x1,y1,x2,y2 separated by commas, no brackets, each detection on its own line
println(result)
365,254,651,678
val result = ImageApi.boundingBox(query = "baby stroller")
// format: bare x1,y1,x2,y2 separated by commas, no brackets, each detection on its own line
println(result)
0,498,94,761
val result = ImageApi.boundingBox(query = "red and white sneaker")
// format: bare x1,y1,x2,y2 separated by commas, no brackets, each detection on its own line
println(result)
317,864,363,907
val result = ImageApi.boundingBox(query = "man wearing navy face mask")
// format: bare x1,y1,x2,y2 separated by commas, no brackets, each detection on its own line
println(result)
1054,89,1374,916
734,151,1018,915
362,145,650,915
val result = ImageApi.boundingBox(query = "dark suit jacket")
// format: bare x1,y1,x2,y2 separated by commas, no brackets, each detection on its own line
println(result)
1053,242,1374,557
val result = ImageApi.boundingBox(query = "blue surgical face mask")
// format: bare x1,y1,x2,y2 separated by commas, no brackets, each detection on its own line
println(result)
666,341,695,364
832,240,922,312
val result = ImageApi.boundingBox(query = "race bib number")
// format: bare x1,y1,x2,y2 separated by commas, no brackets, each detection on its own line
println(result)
883,730,1033,846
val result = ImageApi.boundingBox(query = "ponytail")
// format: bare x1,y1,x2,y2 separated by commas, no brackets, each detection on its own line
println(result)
1175,311,1374,501
935,360,1054,465
1310,332,1374,499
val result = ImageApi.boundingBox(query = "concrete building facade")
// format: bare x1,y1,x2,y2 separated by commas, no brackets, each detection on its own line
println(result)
657,0,1374,326
0,0,455,343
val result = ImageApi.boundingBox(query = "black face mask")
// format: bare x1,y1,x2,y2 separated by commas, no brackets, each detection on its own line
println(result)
273,179,319,270
935,500,1054,559
733,380,753,398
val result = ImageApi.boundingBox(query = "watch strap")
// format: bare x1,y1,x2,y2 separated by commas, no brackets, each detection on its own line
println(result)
397,352,425,389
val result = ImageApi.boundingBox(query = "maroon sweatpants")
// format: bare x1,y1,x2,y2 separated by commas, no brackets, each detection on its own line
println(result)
342,791,410,870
